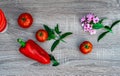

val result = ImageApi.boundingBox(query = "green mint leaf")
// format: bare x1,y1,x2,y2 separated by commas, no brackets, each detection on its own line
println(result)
93,23,104,29
97,31,109,42
99,18,107,23
47,34,56,40
55,24,61,34
51,40,60,52
47,37,52,40
104,26,112,33
49,54,59,66
61,39,66,43
50,34,56,39
111,20,120,29
43,24,53,34
60,32,72,40
43,24,56,40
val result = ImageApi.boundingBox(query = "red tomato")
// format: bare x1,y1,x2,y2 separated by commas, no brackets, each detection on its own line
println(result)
18,13,33,28
36,29,48,42
79,41,93,54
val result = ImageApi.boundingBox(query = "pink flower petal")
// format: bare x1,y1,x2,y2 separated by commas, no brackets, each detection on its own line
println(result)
86,13,95,23
93,17,99,23
83,24,92,32
89,29,96,35
81,16,86,23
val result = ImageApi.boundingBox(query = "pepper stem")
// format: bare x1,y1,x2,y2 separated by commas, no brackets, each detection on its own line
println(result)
17,38,26,47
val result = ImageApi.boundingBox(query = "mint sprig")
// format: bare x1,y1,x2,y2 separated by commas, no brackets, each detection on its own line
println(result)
44,24,72,66
93,23,104,29
97,31,109,42
43,24,56,40
55,24,61,35
43,24,72,52
60,32,73,39
104,26,112,33
110,20,120,29
97,20,120,42
51,40,60,52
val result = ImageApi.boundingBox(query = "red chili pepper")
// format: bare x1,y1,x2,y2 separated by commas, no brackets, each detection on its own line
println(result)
17,38,50,64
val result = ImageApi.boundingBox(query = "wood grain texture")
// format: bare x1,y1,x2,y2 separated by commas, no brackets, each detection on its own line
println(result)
0,0,120,76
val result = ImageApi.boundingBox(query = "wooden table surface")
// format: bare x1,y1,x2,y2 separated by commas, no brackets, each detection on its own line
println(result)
0,0,120,76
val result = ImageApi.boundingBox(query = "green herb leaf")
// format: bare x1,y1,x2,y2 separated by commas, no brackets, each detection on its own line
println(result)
55,24,61,34
51,40,60,52
97,31,109,42
99,18,107,23
60,32,72,40
49,54,59,66
43,24,53,34
43,24,56,40
47,34,56,40
111,20,120,29
93,23,104,29
104,26,112,32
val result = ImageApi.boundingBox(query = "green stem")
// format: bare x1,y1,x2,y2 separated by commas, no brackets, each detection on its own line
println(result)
39,32,43,36
61,39,66,43
104,26,112,33
17,38,26,47
84,44,89,49
22,17,26,21
49,54,59,66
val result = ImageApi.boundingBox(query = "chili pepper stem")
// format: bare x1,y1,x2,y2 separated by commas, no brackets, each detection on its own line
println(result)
17,38,26,47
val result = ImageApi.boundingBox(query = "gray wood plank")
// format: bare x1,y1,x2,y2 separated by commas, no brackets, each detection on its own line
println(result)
0,0,120,75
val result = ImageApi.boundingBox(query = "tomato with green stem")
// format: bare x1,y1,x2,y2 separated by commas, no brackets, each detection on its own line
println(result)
18,13,33,28
79,41,93,54
36,29,48,42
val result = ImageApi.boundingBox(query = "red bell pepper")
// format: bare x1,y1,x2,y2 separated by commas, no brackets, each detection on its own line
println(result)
17,38,50,64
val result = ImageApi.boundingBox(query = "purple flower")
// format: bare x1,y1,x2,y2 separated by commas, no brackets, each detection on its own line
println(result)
93,17,99,23
89,29,96,35
80,13,100,35
83,24,92,32
86,13,95,23
81,23,84,27
81,16,86,23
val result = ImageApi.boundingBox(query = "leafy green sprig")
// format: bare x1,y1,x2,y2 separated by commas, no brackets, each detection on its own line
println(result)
43,24,72,66
43,24,72,51
92,19,120,42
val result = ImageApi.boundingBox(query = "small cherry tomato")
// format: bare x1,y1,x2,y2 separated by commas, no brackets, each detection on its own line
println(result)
18,13,33,28
36,29,48,42
79,41,93,54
